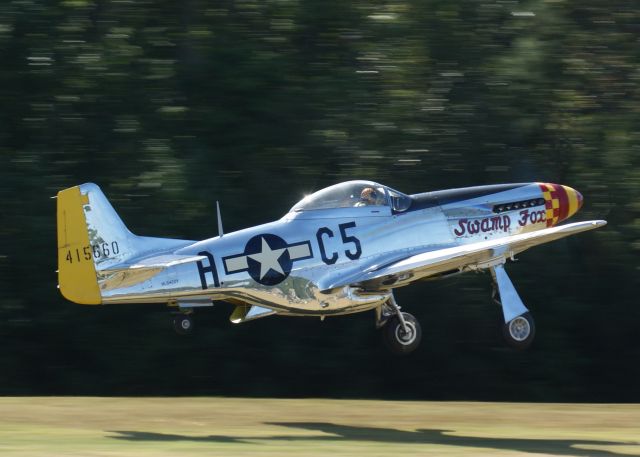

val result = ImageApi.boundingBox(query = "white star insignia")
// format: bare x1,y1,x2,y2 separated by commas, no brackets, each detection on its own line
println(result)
248,237,287,280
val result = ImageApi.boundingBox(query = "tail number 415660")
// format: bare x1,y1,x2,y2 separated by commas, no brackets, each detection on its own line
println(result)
64,241,119,264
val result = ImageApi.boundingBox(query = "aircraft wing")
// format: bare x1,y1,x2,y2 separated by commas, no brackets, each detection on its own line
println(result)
320,220,606,292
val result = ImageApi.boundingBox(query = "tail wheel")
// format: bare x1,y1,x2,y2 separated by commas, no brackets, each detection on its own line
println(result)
383,312,422,355
503,312,535,350
173,314,194,335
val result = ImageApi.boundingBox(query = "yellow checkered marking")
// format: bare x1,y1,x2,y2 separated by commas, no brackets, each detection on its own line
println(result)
540,183,560,226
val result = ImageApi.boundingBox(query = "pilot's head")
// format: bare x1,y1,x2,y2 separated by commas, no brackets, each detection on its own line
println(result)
361,187,378,205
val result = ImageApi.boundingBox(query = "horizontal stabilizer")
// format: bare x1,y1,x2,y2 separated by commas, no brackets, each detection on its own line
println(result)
105,254,207,271
98,254,206,291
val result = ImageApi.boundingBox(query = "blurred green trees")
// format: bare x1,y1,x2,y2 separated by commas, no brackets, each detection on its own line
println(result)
0,0,638,399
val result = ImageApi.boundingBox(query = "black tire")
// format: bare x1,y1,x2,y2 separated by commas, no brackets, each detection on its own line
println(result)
502,312,535,350
173,314,194,335
383,312,422,355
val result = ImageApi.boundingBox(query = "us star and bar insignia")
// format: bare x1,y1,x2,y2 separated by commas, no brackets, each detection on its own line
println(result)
223,234,313,286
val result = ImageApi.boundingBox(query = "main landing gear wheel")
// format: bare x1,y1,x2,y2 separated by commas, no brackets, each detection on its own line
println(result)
384,312,422,355
503,312,535,350
173,314,194,335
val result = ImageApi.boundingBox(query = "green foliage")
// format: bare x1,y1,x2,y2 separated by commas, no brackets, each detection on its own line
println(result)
0,0,638,399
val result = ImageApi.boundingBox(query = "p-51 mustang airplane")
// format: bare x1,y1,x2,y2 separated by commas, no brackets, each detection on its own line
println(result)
57,180,606,354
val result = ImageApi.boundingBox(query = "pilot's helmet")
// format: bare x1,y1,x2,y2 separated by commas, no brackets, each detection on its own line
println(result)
361,187,378,204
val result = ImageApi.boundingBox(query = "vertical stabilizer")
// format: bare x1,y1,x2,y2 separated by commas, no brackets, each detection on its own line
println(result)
56,183,193,305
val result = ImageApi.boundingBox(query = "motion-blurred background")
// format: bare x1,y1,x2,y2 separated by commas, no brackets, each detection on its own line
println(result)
0,1,638,401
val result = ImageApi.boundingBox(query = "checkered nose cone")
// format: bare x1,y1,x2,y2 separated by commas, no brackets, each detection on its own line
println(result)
538,183,583,227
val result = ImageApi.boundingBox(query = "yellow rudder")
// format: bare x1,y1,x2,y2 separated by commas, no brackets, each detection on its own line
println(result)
56,185,101,305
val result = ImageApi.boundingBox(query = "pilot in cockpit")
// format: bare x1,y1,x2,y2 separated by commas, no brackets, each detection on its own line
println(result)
355,187,380,206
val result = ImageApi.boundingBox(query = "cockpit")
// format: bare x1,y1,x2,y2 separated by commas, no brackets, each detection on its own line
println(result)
290,180,412,213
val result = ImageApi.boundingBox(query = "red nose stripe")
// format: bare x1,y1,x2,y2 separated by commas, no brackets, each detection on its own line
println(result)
551,183,569,223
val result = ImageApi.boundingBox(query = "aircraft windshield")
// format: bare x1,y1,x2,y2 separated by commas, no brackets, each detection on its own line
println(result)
292,181,388,211
388,188,412,212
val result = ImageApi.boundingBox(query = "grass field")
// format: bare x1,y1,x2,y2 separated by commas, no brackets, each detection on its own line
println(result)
0,398,638,457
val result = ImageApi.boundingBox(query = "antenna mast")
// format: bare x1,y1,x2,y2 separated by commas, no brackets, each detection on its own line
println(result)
216,201,224,237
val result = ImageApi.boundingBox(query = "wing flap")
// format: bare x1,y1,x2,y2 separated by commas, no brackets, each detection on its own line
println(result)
323,220,606,292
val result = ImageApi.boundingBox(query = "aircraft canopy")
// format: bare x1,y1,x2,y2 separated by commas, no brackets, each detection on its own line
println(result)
291,180,412,212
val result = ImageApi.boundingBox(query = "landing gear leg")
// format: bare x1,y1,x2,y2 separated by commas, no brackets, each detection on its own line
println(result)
378,293,422,355
490,265,535,350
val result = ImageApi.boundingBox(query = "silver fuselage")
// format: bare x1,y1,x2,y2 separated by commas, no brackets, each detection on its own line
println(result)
99,182,551,316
